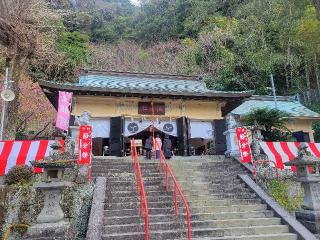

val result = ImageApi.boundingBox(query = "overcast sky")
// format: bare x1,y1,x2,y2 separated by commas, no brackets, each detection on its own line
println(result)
130,0,140,6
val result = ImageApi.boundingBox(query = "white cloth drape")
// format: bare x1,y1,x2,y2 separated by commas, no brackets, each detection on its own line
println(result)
124,119,177,137
190,120,213,139
91,118,110,138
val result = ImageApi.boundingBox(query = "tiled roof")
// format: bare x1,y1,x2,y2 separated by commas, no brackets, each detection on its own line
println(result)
39,70,253,99
231,95,320,119
78,74,209,94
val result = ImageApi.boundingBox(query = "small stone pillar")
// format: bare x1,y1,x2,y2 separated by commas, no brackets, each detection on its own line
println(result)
70,126,79,154
285,144,320,233
224,114,240,157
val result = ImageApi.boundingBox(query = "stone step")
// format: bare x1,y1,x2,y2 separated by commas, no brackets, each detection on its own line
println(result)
107,194,173,203
102,229,183,240
104,207,175,217
102,225,290,240
91,165,159,172
191,225,289,238
189,217,282,228
105,180,163,187
187,233,297,240
189,204,267,213
103,217,283,235
180,184,248,193
103,210,274,225
103,214,180,225
188,210,274,220
106,184,161,191
105,198,261,210
182,186,251,195
184,192,256,200
105,200,178,210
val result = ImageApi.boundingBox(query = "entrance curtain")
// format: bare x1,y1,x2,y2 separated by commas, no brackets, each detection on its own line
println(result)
190,120,214,139
91,118,110,138
124,119,177,137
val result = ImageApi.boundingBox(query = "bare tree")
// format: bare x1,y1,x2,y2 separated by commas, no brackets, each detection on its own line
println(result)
0,0,60,139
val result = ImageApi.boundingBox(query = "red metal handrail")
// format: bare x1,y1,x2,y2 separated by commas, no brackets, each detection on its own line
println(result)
252,159,279,180
156,140,192,240
131,139,149,240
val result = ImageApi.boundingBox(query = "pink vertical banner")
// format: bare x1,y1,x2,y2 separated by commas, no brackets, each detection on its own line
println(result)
56,91,72,131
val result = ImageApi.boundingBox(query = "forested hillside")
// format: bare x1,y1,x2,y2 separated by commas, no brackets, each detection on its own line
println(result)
64,0,320,96
1,0,320,95
0,0,319,138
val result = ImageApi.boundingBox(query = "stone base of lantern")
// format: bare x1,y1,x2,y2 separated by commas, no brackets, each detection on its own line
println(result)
296,209,320,233
26,221,72,240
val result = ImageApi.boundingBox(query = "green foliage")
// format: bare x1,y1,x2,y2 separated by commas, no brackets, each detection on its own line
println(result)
57,31,90,66
265,179,303,212
242,108,290,132
295,5,320,55
310,102,320,142
4,166,34,186
242,108,292,141
29,30,90,82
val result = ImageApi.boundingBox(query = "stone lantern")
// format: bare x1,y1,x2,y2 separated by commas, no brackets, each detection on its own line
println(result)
285,143,320,233
27,141,76,239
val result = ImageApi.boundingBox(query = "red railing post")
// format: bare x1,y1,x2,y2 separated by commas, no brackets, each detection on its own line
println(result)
174,185,178,216
166,164,169,192
130,139,149,240
154,140,192,240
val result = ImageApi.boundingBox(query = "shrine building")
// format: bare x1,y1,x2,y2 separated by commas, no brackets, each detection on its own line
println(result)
39,69,319,157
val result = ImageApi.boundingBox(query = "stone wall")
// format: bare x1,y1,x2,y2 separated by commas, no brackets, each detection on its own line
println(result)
0,181,94,240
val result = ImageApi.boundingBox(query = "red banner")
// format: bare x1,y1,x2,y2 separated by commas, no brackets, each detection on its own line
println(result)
236,127,252,163
78,125,92,165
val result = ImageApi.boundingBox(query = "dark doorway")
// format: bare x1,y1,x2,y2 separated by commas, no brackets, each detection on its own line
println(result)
109,116,124,157
214,119,227,155
125,127,178,156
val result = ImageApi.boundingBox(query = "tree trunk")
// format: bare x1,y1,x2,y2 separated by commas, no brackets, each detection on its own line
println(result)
4,56,23,140
314,54,320,92
305,58,311,91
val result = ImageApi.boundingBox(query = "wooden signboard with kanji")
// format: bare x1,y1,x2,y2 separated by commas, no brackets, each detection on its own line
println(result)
138,102,165,115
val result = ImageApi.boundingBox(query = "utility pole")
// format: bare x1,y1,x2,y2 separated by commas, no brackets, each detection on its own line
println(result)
0,68,15,140
0,68,9,140
270,73,278,109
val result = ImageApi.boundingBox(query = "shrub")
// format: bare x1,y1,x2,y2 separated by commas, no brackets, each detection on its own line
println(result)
264,179,303,212
4,165,34,185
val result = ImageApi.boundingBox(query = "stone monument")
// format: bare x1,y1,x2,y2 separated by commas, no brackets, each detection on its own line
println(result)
71,111,92,154
224,114,241,157
249,121,264,160
285,143,320,233
27,142,75,239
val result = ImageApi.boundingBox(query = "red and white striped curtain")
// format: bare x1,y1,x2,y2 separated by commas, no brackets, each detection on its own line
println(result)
259,142,320,170
0,140,64,176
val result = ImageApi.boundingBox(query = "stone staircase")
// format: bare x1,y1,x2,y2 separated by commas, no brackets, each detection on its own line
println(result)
91,157,185,240
91,156,298,239
170,156,298,240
